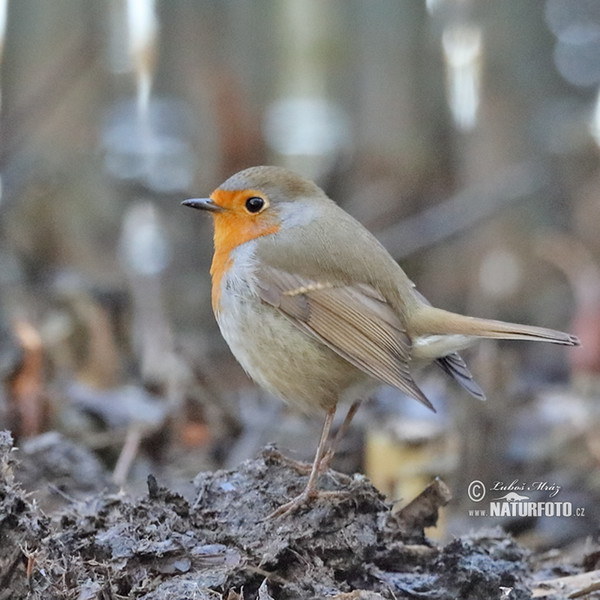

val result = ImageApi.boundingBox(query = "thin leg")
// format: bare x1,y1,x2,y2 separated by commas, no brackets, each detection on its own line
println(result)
275,400,364,477
318,400,362,472
268,407,336,519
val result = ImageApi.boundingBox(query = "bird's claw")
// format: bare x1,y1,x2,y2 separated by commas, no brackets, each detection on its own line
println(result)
266,488,352,520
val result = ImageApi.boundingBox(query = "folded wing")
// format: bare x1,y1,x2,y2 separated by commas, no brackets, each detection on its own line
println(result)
256,266,435,411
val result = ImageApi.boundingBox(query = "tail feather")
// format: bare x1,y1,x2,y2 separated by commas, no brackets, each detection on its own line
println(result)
412,306,580,347
436,353,486,400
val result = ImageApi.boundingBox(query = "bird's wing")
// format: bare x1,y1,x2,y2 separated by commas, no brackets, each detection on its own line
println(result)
255,266,435,411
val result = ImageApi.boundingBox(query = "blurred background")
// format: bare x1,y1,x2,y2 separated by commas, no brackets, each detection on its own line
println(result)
0,0,599,548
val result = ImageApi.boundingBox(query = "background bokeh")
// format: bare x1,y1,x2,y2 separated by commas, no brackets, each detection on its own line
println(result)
1,0,599,546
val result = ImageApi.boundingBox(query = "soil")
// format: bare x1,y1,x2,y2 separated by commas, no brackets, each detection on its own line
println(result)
0,430,538,600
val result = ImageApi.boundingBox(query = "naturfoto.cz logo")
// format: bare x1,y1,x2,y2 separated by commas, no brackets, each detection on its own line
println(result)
467,479,586,518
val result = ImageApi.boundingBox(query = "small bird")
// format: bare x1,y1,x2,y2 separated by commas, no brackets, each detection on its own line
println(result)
183,166,579,516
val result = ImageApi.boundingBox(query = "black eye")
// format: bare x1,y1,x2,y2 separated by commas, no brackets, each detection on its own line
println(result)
245,196,265,213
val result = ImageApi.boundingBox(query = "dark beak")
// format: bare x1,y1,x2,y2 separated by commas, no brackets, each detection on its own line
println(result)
181,198,224,213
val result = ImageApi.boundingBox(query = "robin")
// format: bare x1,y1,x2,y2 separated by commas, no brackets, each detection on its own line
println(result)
183,165,579,517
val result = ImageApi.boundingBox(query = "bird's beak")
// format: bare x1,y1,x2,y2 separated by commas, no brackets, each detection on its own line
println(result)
181,198,224,213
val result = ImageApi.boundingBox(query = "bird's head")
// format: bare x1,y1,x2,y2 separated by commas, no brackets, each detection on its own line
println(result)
182,166,326,252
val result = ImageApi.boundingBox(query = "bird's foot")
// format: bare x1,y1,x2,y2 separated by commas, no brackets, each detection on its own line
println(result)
272,453,313,475
266,488,351,519
267,488,316,519
272,452,333,476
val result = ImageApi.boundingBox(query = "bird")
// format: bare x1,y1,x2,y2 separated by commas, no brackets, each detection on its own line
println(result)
182,165,580,517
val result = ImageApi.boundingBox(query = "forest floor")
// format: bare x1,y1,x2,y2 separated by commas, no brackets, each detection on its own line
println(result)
1,430,599,600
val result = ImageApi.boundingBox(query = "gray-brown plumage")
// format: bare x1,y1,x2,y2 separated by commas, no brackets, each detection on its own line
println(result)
183,165,580,516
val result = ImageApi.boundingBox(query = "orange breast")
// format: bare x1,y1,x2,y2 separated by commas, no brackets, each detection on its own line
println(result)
210,203,279,313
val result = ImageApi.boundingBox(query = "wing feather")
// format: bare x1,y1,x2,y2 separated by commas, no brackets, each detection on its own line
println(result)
255,266,435,411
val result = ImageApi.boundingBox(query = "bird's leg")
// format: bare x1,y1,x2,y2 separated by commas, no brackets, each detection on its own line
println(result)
317,399,362,473
268,406,336,519
277,400,362,476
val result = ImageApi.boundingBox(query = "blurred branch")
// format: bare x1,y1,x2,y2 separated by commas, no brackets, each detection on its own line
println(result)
376,160,550,259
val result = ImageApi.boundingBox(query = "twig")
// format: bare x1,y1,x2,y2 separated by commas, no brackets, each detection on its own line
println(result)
532,568,600,599
569,579,600,599
112,424,143,486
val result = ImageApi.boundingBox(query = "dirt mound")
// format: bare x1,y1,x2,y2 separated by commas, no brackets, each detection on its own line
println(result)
0,432,530,599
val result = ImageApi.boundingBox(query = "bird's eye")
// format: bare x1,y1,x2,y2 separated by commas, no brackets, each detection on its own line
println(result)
245,196,265,213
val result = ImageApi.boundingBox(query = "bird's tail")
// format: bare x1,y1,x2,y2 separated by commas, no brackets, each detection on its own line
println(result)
411,305,580,347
